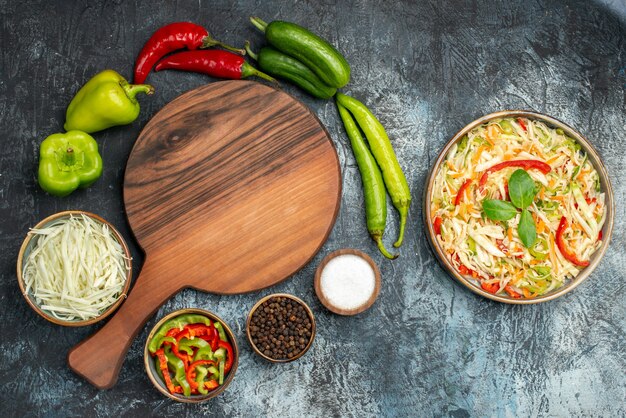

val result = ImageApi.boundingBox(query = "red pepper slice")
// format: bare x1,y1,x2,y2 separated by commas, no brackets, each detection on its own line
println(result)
185,360,217,391
454,179,472,206
598,230,603,241
205,380,220,391
433,217,443,236
518,118,527,132
504,181,510,201
556,217,590,267
218,340,234,373
481,281,500,294
479,160,551,188
155,349,179,394
504,285,521,298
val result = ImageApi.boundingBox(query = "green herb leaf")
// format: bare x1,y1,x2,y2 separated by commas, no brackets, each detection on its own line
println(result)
518,209,537,248
509,169,537,209
482,199,518,221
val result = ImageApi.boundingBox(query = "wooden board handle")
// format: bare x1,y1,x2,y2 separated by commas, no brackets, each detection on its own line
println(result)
67,256,183,389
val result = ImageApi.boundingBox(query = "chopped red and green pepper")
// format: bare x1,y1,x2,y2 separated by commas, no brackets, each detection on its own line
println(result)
148,313,234,396
431,117,606,298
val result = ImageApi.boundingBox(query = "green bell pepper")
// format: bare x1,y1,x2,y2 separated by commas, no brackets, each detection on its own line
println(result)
38,131,103,197
64,69,154,133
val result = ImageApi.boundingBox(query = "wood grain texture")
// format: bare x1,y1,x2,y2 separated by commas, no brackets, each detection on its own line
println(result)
67,80,341,389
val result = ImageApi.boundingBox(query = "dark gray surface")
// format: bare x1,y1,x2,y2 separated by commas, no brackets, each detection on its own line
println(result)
1,0,625,416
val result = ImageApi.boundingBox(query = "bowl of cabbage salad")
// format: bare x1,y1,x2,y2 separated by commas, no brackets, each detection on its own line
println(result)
425,111,613,303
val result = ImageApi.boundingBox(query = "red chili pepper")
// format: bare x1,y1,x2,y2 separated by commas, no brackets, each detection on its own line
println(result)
134,22,244,84
481,281,499,294
518,118,527,132
218,340,234,373
454,179,472,206
504,285,521,298
185,360,217,391
556,216,590,267
154,50,276,82
479,160,551,188
156,349,179,394
433,217,442,236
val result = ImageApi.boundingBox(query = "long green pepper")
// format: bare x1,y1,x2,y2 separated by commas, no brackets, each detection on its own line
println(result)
336,93,411,247
337,102,397,259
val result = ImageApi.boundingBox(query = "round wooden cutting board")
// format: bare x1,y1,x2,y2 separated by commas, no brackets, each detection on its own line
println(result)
68,80,341,389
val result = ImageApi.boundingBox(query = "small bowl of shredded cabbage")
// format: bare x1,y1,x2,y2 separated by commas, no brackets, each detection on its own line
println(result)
17,211,132,325
424,111,614,303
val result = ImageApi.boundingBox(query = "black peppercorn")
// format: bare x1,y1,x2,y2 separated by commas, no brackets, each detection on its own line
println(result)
248,296,314,361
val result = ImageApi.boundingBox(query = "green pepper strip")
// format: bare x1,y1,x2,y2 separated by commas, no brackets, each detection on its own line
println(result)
164,347,191,396
336,92,411,248
148,314,211,353
195,366,209,395
193,345,215,362
156,349,180,395
186,360,217,392
214,322,228,342
337,102,396,259
178,337,208,356
218,359,225,385
528,238,548,260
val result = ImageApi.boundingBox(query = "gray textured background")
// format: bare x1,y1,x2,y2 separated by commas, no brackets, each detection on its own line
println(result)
1,0,625,416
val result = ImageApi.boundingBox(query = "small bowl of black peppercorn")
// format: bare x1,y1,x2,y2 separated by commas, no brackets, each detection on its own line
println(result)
246,293,316,363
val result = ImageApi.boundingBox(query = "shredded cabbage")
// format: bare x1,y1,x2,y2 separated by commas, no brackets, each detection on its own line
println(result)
22,214,131,321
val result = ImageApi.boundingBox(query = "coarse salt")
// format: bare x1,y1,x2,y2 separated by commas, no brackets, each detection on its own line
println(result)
320,254,376,310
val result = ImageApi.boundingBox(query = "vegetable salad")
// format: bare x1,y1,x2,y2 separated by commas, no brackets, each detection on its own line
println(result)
431,117,606,298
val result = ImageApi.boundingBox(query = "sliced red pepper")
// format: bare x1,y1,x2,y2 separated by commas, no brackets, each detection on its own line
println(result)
198,326,220,351
205,380,220,391
433,216,442,236
481,281,500,294
504,285,521,298
504,181,510,201
598,230,603,241
556,217,590,267
479,160,551,188
156,349,179,394
185,360,217,391
218,340,234,373
518,118,527,132
454,179,472,206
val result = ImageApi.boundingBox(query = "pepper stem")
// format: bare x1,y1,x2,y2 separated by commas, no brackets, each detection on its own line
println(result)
241,62,277,84
393,207,408,248
63,147,76,166
250,16,268,33
244,41,258,61
121,81,155,103
201,34,246,55
371,232,397,259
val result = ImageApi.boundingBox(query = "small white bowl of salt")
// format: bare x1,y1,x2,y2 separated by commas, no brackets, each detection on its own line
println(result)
314,249,381,315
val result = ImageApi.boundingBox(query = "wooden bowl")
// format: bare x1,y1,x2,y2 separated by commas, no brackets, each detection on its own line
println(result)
424,110,614,304
144,308,239,403
314,249,381,315
16,210,132,326
246,293,316,363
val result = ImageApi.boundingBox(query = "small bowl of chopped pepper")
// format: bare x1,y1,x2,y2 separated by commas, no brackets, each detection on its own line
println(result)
144,308,238,402
246,293,316,363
